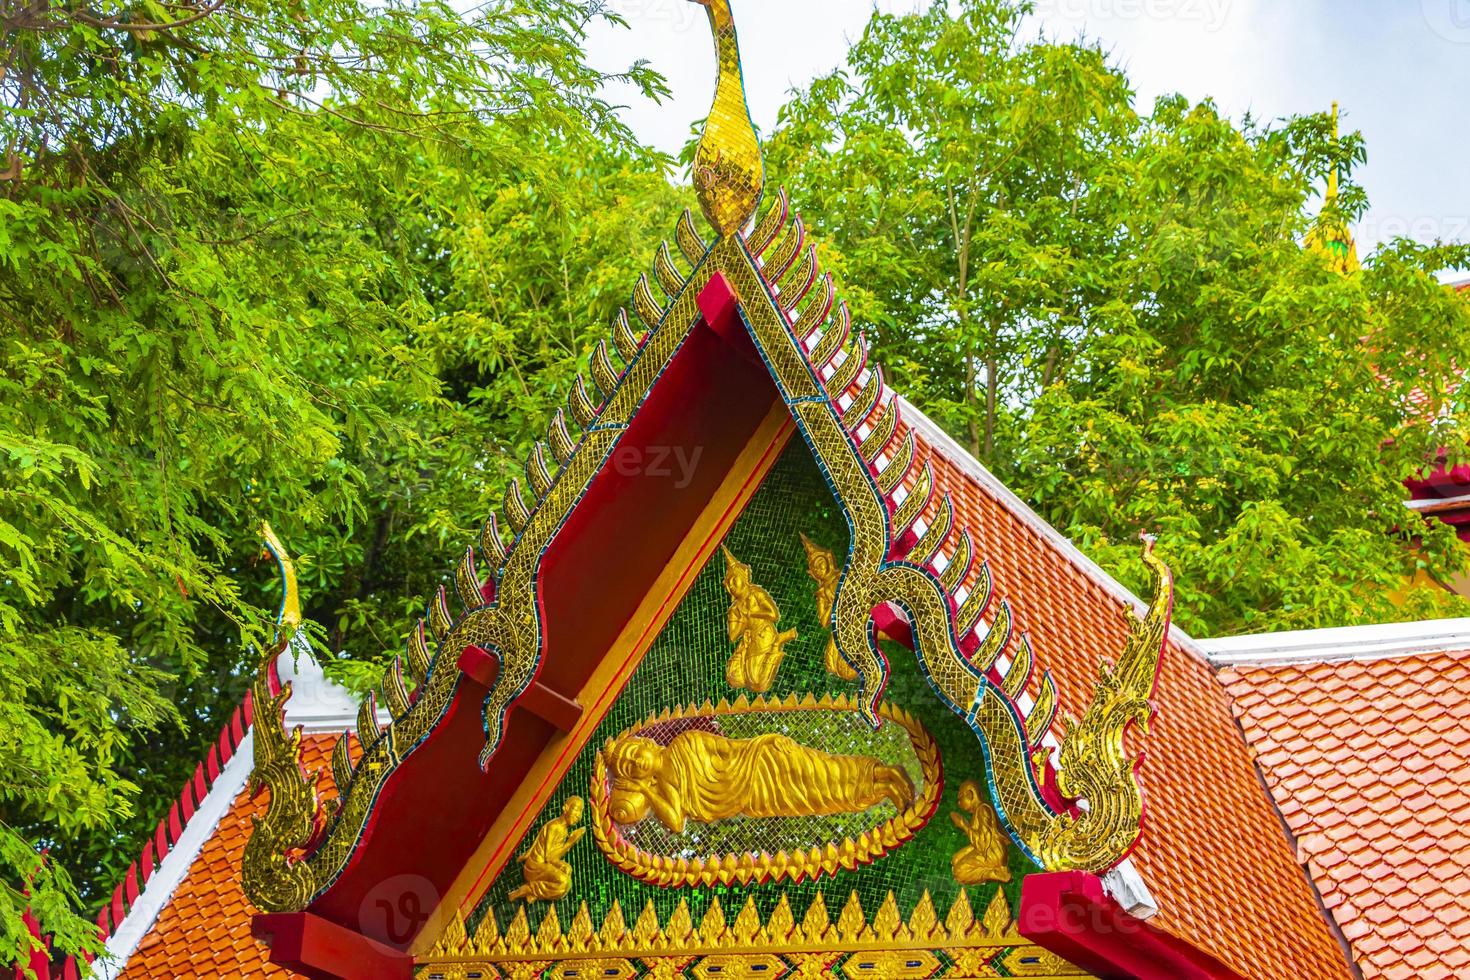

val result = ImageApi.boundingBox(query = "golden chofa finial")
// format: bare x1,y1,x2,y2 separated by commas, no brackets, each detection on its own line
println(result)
688,0,764,238
1306,100,1360,274
260,521,302,629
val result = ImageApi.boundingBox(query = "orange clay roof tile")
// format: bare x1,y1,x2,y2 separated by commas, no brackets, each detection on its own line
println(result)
911,422,1354,980
116,736,338,979
1219,648,1470,979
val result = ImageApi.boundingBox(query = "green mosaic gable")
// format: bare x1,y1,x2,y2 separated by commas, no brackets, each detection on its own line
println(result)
470,439,1038,942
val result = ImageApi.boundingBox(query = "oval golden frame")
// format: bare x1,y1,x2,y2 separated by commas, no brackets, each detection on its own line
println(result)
589,692,943,887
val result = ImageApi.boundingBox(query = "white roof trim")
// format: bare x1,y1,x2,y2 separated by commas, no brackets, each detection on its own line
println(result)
95,642,365,977
1201,617,1470,668
898,398,1211,664
96,729,255,979
1103,859,1158,919
278,640,378,733
1404,492,1470,514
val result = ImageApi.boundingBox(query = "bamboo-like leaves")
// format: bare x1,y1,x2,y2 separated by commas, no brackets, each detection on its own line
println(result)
891,462,933,539
746,187,788,256
907,494,953,568
632,273,663,330
503,479,531,536
455,546,482,610
569,376,597,428
1001,634,1033,700
826,337,868,396
590,341,620,400
859,399,898,462
612,309,641,365
956,563,995,640
1027,672,1058,744
548,410,576,467
939,531,974,593
843,366,883,426
762,215,805,281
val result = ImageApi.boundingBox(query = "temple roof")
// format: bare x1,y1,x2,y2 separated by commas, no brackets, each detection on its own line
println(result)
905,406,1353,979
78,400,1361,980
112,737,336,980
1212,622,1470,979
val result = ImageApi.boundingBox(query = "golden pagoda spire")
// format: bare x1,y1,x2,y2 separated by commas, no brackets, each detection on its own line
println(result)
1306,101,1360,273
689,0,764,238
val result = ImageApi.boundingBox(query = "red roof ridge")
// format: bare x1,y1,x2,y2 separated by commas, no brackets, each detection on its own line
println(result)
1202,617,1470,668
54,645,363,980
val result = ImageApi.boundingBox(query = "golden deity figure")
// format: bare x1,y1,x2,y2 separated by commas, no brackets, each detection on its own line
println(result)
508,796,586,903
688,0,764,237
603,730,915,835
950,780,1011,884
800,533,858,682
722,545,796,693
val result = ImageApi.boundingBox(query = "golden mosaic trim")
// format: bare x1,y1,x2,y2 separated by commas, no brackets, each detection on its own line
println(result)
243,0,1172,919
720,215,1175,873
419,887,1088,979
588,693,942,888
244,205,720,912
241,525,334,912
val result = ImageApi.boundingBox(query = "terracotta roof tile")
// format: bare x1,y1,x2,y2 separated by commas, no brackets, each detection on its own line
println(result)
1219,649,1470,978
916,427,1353,980
117,737,338,979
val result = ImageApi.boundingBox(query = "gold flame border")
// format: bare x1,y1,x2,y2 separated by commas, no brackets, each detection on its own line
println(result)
420,886,1088,978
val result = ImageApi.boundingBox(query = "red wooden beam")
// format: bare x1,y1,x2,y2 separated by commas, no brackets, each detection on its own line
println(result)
459,645,583,733
698,272,745,349
1020,872,1246,980
252,912,413,980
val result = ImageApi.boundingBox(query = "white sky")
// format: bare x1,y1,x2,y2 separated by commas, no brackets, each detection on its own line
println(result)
585,0,1470,263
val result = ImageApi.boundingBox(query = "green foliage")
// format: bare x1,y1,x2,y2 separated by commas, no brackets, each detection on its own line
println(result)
768,0,1470,637
4,0,1468,970
0,0,679,968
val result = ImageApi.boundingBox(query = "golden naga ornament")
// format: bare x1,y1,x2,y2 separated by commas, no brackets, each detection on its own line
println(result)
801,532,858,681
689,0,764,237
241,0,1177,895
241,524,337,913
951,780,1011,885
509,796,586,903
589,694,941,888
1034,540,1174,870
721,545,795,693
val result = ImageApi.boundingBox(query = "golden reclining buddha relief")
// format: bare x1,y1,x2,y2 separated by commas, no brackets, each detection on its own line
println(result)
589,693,941,888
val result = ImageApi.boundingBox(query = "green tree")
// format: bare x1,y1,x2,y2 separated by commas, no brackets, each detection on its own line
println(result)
767,0,1470,635
0,0,673,969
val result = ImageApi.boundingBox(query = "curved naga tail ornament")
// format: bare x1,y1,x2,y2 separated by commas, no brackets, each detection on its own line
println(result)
1038,541,1173,869
242,524,336,912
